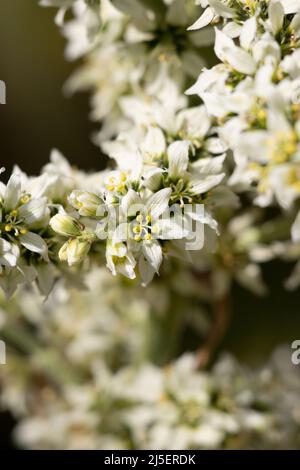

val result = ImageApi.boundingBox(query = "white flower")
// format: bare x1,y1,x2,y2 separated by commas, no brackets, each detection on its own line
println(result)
0,238,19,273
50,213,84,238
59,238,92,266
291,210,300,242
214,29,256,75
106,239,136,279
0,173,49,261
69,190,104,217
113,188,173,284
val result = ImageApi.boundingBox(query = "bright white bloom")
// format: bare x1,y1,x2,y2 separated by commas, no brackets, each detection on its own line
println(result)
0,173,49,261
44,0,211,140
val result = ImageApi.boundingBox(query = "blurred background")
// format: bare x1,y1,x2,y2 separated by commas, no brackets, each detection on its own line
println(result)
0,0,103,176
0,0,299,449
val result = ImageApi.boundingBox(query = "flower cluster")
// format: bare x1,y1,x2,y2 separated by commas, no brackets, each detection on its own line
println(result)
1,275,299,449
0,105,228,296
40,0,102,39
0,151,106,297
1,0,300,450
41,0,213,140
190,1,300,206
49,105,227,285
187,0,300,284
10,352,300,450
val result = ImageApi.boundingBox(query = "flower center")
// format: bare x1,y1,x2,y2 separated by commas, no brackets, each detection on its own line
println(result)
267,131,298,164
105,172,127,193
131,213,158,242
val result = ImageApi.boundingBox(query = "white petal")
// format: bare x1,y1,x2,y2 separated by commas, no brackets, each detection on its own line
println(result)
1,252,18,267
19,232,49,261
112,224,129,243
138,255,155,286
18,198,48,226
118,258,136,280
269,0,284,35
209,0,234,17
187,7,214,31
191,154,226,174
215,29,256,75
240,17,257,50
205,138,228,154
142,240,162,273
176,106,211,139
222,22,242,38
141,127,166,156
146,188,171,220
189,173,225,194
35,263,56,296
185,206,219,232
4,174,21,211
236,264,267,296
291,211,300,242
168,141,190,179
280,0,300,14
156,217,187,240
121,189,141,216
0,238,13,254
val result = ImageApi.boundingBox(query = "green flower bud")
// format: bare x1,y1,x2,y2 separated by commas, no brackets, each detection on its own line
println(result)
50,214,84,238
58,238,91,266
69,190,103,217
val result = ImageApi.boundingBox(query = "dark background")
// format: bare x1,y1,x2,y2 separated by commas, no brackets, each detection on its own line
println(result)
0,0,299,449
0,0,102,176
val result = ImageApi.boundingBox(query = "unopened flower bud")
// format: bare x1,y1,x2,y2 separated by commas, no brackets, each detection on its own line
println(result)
50,214,83,238
58,238,91,266
69,190,103,217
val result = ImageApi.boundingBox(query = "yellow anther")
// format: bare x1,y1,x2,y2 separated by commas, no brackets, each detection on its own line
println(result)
133,225,141,234
158,394,167,404
267,131,297,164
134,235,141,242
20,195,31,204
257,109,266,121
5,224,12,232
151,224,158,234
258,181,268,193
159,53,168,62
120,173,127,182
116,183,125,192
285,142,297,154
20,228,28,235
248,162,260,171
136,214,143,223
10,209,18,218
145,215,152,223
291,103,300,113
145,233,152,241
106,184,115,192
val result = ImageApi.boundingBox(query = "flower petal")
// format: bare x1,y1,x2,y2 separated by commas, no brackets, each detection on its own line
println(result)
168,141,190,179
142,239,162,273
187,7,214,31
20,231,49,261
146,188,171,220
4,174,21,211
